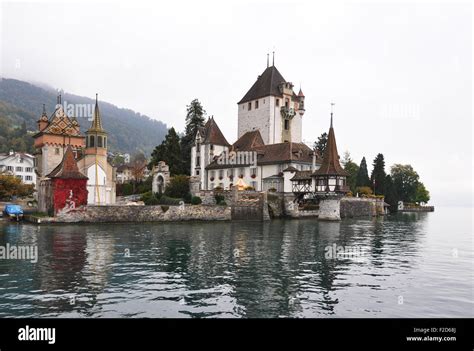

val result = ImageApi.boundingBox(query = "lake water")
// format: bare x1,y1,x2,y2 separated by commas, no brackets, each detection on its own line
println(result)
0,207,472,318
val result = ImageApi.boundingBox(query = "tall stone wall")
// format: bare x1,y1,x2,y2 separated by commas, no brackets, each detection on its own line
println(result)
318,198,341,221
49,204,231,223
340,198,378,218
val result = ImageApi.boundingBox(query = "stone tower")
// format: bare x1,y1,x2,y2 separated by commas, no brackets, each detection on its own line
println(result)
33,96,85,182
312,109,349,220
237,60,305,145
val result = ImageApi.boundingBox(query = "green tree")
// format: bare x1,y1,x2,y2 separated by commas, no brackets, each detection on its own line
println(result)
342,151,359,194
390,164,420,203
164,175,190,199
414,182,430,204
356,157,371,188
180,99,206,175
149,127,184,175
370,153,386,195
383,174,399,212
314,132,328,156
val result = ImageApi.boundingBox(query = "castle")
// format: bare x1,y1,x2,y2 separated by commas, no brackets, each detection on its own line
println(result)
34,95,116,214
191,61,322,193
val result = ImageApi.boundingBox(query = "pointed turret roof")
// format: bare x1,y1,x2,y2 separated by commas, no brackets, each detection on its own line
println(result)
238,65,286,104
47,146,88,179
88,94,105,133
312,115,349,177
39,104,48,122
200,117,230,146
298,88,305,97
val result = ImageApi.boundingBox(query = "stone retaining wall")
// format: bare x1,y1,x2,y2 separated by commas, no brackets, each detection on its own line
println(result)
340,197,385,218
34,204,231,223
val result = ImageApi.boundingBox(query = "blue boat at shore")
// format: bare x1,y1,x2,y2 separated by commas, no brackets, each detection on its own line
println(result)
2,204,24,221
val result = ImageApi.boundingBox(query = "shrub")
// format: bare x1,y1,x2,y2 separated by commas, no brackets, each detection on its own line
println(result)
183,192,192,204
356,186,373,196
165,175,189,199
159,195,182,205
215,194,225,205
218,200,227,206
214,186,223,192
140,191,153,203
244,186,255,191
191,196,202,205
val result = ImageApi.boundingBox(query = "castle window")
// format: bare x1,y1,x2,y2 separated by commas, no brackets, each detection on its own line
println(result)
26,167,33,173
196,156,200,166
26,175,32,181
285,99,289,108
210,144,214,151
89,136,95,147
255,100,259,109
196,170,200,175
7,166,13,171
248,102,252,111
276,99,280,107
16,166,23,172
98,136,103,148
104,137,107,148
284,119,289,130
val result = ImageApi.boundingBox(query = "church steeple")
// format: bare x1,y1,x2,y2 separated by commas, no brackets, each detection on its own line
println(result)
88,93,105,133
85,94,107,154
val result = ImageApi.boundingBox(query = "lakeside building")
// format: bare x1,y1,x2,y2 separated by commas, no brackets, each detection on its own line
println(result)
34,95,116,208
191,62,322,192
0,151,36,186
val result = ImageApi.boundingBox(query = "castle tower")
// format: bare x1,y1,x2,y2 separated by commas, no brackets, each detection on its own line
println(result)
76,94,116,205
33,95,85,180
237,58,304,145
312,106,349,220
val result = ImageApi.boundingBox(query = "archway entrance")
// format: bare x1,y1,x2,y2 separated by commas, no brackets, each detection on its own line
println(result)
157,175,164,194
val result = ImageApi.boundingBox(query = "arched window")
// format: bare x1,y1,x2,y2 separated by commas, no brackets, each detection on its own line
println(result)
89,135,95,147
104,137,107,148
98,136,103,148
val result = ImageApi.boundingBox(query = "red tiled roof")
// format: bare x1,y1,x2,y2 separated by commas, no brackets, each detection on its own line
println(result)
48,146,88,179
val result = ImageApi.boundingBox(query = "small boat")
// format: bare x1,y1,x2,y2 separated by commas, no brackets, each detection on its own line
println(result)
3,204,24,221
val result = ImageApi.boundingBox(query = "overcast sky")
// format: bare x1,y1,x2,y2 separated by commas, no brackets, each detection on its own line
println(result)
1,0,472,206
